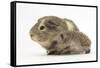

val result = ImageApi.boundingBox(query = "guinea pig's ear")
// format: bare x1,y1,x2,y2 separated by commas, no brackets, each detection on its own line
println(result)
45,20,59,29
63,18,79,31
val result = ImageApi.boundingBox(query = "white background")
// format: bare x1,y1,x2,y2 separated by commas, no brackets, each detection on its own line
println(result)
16,2,96,65
0,0,100,68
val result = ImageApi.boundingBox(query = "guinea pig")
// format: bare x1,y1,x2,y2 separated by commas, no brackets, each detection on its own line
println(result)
29,16,91,55
47,31,91,55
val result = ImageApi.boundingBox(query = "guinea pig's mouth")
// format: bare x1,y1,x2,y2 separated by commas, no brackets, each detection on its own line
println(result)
31,35,43,43
31,36,38,41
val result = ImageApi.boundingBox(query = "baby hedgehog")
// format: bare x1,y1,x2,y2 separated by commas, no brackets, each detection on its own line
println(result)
30,16,91,55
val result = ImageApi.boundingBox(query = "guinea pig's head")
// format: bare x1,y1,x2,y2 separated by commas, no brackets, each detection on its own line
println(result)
30,16,67,47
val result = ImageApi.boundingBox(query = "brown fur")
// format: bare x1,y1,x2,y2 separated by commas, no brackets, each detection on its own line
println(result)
48,31,91,55
30,16,91,55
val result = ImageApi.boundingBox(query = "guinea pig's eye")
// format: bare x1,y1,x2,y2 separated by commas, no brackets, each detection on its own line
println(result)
40,26,45,30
